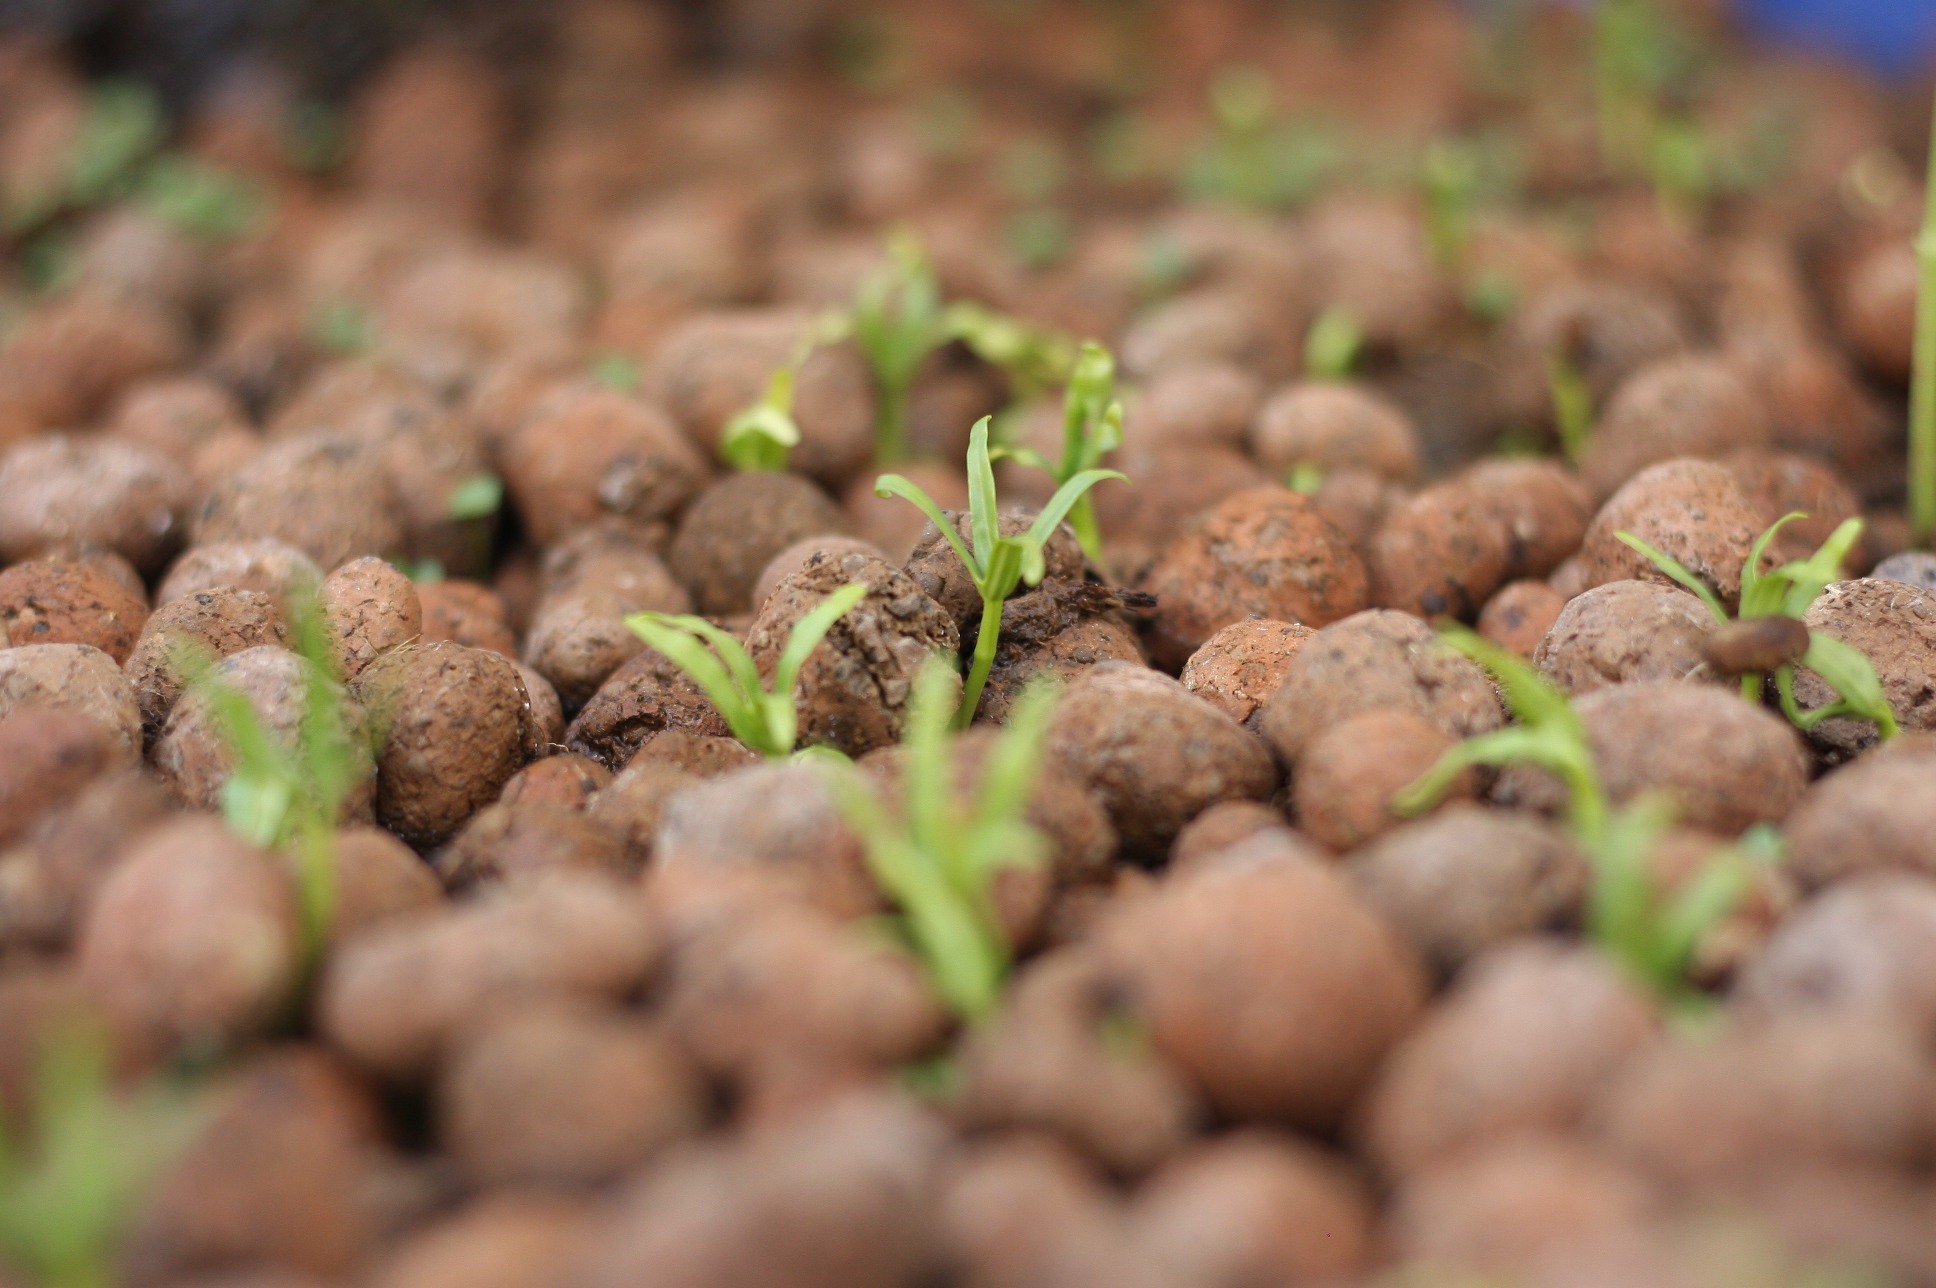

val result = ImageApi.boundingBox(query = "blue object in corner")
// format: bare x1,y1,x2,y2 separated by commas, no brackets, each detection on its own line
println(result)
1734,0,1936,78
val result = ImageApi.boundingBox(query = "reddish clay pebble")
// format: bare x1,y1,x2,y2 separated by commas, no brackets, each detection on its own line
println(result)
1095,857,1427,1127
1720,448,1866,566
0,557,147,661
108,375,250,465
752,534,888,614
1124,360,1262,454
434,799,632,891
1477,579,1567,658
320,556,422,681
1293,708,1473,852
669,472,852,616
1780,744,1936,889
75,816,299,1052
416,578,517,656
193,431,407,573
1460,457,1594,580
1144,487,1368,672
498,753,611,811
1261,609,1505,765
1791,579,1936,756
1368,479,1512,620
0,706,118,849
125,588,290,740
364,1193,597,1288
1578,354,1771,500
1179,618,1314,731
1093,444,1268,581
0,435,192,574
903,507,1082,631
1248,381,1420,482
353,642,544,850
0,643,143,760
1364,940,1658,1178
1736,873,1936,1040
1575,458,1763,608
1533,579,1718,695
155,538,323,607
325,825,442,943
1168,799,1294,873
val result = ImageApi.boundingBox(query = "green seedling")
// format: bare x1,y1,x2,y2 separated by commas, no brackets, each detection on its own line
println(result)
138,155,267,242
625,582,869,759
852,230,953,465
178,586,364,958
1304,306,1364,382
1592,0,1693,179
588,351,640,394
995,341,1124,564
1286,461,1326,496
62,81,166,215
310,300,376,356
1911,93,1936,546
825,660,1056,1021
719,309,852,472
1421,138,1481,271
1182,64,1340,211
876,416,1123,729
942,300,1076,407
1616,515,1898,740
1396,628,1759,1004
0,1024,202,1288
1547,351,1594,463
447,473,502,522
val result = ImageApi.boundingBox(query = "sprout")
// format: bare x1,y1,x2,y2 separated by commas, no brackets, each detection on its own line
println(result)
64,82,165,212
994,341,1125,564
718,310,851,473
1911,93,1936,546
0,1023,202,1288
138,155,267,242
588,351,640,394
1616,515,1898,739
1181,65,1339,211
1396,627,1761,1003
876,416,1123,729
942,301,1076,407
1547,352,1594,463
175,587,364,966
1421,138,1481,271
852,230,953,465
1303,306,1364,382
310,301,376,357
446,473,503,521
825,660,1057,1021
1286,462,1325,495
625,582,869,759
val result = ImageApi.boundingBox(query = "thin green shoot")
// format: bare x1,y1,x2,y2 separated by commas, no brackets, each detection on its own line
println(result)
1286,461,1325,495
1396,627,1758,1003
1180,65,1339,211
446,473,502,521
876,416,1123,729
1303,307,1364,382
1910,91,1936,547
0,1023,202,1288
941,300,1076,406
851,230,952,465
1547,352,1594,464
993,341,1124,564
825,660,1056,1022
1616,516,1897,739
588,351,640,394
719,309,851,473
625,582,869,759
64,82,165,212
310,301,376,357
176,586,363,958
137,156,267,242
1421,138,1481,271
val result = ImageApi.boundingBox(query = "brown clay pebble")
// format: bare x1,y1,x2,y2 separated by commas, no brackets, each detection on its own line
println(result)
1046,663,1277,863
1477,579,1567,658
439,1004,705,1186
1533,579,1718,695
365,1194,598,1288
517,664,567,746
1791,579,1936,756
586,760,699,865
936,1135,1142,1288
0,435,192,573
1591,1014,1936,1188
1293,709,1472,852
1364,940,1658,1178
624,728,761,778
1782,746,1936,889
0,706,118,849
669,472,852,616
1575,458,1764,608
1578,354,1771,500
1721,448,1866,566
317,872,659,1081
1144,487,1367,672
969,583,1148,724
108,375,249,464
319,556,423,681
1369,479,1512,621
1495,680,1806,834
192,431,406,573
353,642,544,850
1247,381,1420,482
1735,872,1936,1041
1261,609,1505,766
1178,619,1314,730
0,770,172,954
742,549,958,758
500,383,710,548
498,753,612,810
125,588,290,740
433,800,632,891
1095,857,1426,1127
416,579,517,656
75,816,299,1051
0,643,143,761
563,646,731,770
1348,804,1591,979
0,558,147,661
1168,799,1293,873
325,824,442,942
953,948,1200,1176
1461,457,1594,581
752,534,888,615
1126,360,1262,453
1133,1131,1378,1286
155,538,324,607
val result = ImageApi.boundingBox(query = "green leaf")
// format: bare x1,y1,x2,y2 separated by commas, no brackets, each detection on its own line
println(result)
588,351,639,394
770,583,870,749
1286,461,1325,495
1393,726,1553,817
66,82,164,208
720,402,800,473
1738,512,1807,619
1304,306,1363,381
966,417,1000,571
138,155,267,241
626,615,768,752
1024,467,1128,583
1774,517,1865,619
1614,530,1728,623
1653,847,1751,983
1793,631,1899,738
1547,352,1595,463
446,473,503,521
875,474,979,580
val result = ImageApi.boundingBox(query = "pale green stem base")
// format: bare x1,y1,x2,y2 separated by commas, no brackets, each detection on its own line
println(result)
955,596,1003,731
